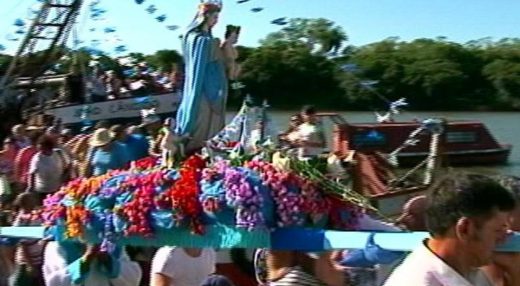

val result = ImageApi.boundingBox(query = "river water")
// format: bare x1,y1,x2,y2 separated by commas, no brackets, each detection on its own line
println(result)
228,110,520,177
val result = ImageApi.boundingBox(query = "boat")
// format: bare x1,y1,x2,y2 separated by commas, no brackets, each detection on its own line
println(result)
318,112,511,167
44,92,181,125
309,113,445,217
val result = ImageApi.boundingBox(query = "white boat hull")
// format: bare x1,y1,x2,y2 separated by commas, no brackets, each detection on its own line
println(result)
45,92,182,125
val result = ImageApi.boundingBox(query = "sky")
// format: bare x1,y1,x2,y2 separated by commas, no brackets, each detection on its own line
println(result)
1,0,520,56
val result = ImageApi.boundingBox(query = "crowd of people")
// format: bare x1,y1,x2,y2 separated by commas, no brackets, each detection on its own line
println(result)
11,0,520,284
0,99,518,286
278,105,327,159
253,174,520,286
0,110,197,286
85,61,184,103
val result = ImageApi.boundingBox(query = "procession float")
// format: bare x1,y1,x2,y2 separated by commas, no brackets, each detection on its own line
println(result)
2,1,520,275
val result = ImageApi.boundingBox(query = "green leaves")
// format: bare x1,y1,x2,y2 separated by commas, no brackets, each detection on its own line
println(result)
261,18,348,56
145,50,182,72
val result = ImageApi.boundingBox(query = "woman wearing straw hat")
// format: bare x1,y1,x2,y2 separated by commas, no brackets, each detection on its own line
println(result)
86,128,130,177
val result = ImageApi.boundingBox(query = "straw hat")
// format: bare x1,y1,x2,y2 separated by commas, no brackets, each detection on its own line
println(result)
89,128,114,147
26,125,43,132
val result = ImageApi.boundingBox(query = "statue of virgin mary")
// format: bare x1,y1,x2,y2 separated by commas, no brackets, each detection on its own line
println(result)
175,0,228,153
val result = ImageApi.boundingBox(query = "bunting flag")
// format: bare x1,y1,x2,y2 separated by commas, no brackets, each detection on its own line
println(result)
385,117,444,166
389,98,408,115
208,103,250,150
271,17,288,25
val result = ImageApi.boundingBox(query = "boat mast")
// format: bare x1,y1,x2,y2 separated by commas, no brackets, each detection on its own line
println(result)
0,0,84,107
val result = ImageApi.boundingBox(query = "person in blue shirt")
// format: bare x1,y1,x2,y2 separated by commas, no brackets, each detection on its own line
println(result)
87,128,130,176
124,134,150,162
110,125,149,162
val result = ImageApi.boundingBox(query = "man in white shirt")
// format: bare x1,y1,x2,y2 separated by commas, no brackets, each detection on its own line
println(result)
293,105,326,158
43,242,142,286
27,136,65,201
384,173,516,286
151,247,233,286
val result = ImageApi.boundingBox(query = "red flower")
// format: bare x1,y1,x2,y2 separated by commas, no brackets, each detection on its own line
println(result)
163,155,207,234
133,156,159,170
226,141,239,148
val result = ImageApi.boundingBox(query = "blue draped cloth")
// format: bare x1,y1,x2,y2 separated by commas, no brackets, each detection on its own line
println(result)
175,30,227,137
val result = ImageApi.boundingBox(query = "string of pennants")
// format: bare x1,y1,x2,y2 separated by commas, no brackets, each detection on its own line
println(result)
0,0,292,56
235,0,288,25
338,62,448,166
3,0,44,43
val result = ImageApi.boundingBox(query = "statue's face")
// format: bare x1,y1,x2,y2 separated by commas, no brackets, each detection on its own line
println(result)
206,12,219,28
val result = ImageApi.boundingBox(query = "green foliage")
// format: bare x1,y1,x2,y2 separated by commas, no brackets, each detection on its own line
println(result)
0,54,12,75
248,20,520,111
240,42,343,108
145,49,182,72
261,18,347,56
5,17,519,111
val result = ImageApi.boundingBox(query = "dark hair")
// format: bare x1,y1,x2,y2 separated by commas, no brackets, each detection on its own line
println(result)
110,124,125,135
13,192,38,210
3,136,14,145
494,175,520,201
28,131,43,145
94,120,110,130
301,105,316,115
425,173,516,237
37,135,56,150
225,25,241,39
0,211,10,226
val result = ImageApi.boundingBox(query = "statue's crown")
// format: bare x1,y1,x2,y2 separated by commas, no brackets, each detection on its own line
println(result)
199,0,222,13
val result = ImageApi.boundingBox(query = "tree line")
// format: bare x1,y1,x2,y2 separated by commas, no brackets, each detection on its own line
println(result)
1,17,519,111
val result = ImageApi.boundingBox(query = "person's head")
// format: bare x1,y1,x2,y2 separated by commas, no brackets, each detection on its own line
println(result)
495,175,520,231
110,124,126,141
28,130,43,146
81,124,93,134
289,114,302,129
14,192,39,212
425,173,516,267
225,25,241,44
89,128,114,150
37,135,56,155
0,211,10,226
60,128,74,143
200,275,235,286
94,120,110,130
300,105,317,123
45,126,61,143
127,125,142,135
26,125,43,137
395,195,427,231
2,137,16,152
11,124,26,138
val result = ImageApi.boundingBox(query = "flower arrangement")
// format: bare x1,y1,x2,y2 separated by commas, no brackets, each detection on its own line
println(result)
245,159,336,228
163,155,206,234
42,154,368,247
